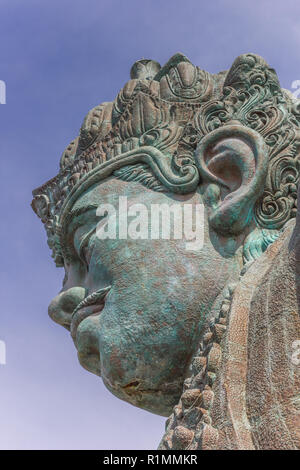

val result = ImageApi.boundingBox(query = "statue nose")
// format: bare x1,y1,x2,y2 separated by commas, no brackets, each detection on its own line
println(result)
48,287,87,330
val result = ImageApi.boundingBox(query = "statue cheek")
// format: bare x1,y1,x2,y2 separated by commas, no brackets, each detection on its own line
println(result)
86,254,112,290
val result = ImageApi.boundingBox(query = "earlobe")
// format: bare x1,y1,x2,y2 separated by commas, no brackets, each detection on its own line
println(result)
195,123,269,234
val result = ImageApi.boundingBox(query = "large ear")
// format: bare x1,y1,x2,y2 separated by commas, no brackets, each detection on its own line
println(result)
195,123,269,234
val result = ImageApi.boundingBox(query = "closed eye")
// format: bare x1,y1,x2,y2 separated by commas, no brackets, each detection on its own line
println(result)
78,227,97,266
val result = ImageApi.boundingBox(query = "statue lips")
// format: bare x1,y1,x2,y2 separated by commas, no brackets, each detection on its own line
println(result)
70,286,111,341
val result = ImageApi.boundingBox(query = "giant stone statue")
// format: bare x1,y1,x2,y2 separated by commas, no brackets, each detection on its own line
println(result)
32,53,300,449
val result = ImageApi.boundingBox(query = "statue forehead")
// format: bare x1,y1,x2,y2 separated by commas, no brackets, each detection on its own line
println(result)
71,175,159,212
71,177,122,211
70,174,194,215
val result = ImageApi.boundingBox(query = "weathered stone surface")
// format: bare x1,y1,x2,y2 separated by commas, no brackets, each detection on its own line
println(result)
181,389,202,408
172,426,194,449
32,53,300,449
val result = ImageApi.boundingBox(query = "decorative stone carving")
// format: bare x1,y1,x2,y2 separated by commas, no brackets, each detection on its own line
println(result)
32,53,300,449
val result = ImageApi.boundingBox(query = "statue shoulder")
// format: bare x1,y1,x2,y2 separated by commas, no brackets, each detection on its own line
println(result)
233,219,300,449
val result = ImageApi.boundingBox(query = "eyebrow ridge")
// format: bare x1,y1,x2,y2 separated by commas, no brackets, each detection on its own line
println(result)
70,204,100,219
65,204,100,239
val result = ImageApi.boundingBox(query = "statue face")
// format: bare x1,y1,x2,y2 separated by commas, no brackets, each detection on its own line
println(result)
32,52,300,449
48,176,243,416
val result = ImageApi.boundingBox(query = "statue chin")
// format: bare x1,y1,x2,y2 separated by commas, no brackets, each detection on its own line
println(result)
77,340,183,416
102,374,182,417
74,312,191,417
74,309,189,417
77,354,181,416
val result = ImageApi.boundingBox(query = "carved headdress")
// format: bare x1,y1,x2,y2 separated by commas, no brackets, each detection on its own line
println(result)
31,53,300,265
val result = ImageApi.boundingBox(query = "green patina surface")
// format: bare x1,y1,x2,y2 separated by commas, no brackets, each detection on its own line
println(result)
32,53,300,449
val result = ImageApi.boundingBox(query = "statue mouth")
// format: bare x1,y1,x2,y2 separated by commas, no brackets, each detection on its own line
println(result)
70,286,111,341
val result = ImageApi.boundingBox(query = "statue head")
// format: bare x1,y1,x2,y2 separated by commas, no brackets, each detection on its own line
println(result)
32,53,300,417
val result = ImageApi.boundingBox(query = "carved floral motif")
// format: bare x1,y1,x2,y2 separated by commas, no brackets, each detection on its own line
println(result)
32,53,300,266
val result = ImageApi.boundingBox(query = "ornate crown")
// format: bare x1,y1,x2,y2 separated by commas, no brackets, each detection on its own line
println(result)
32,53,300,266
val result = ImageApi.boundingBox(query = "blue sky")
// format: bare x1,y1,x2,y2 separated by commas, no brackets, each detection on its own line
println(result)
1,0,300,450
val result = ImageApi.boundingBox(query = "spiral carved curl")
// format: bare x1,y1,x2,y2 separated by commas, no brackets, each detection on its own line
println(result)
193,53,300,231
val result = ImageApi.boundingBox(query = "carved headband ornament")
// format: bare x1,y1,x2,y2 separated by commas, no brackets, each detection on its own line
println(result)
31,53,300,266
